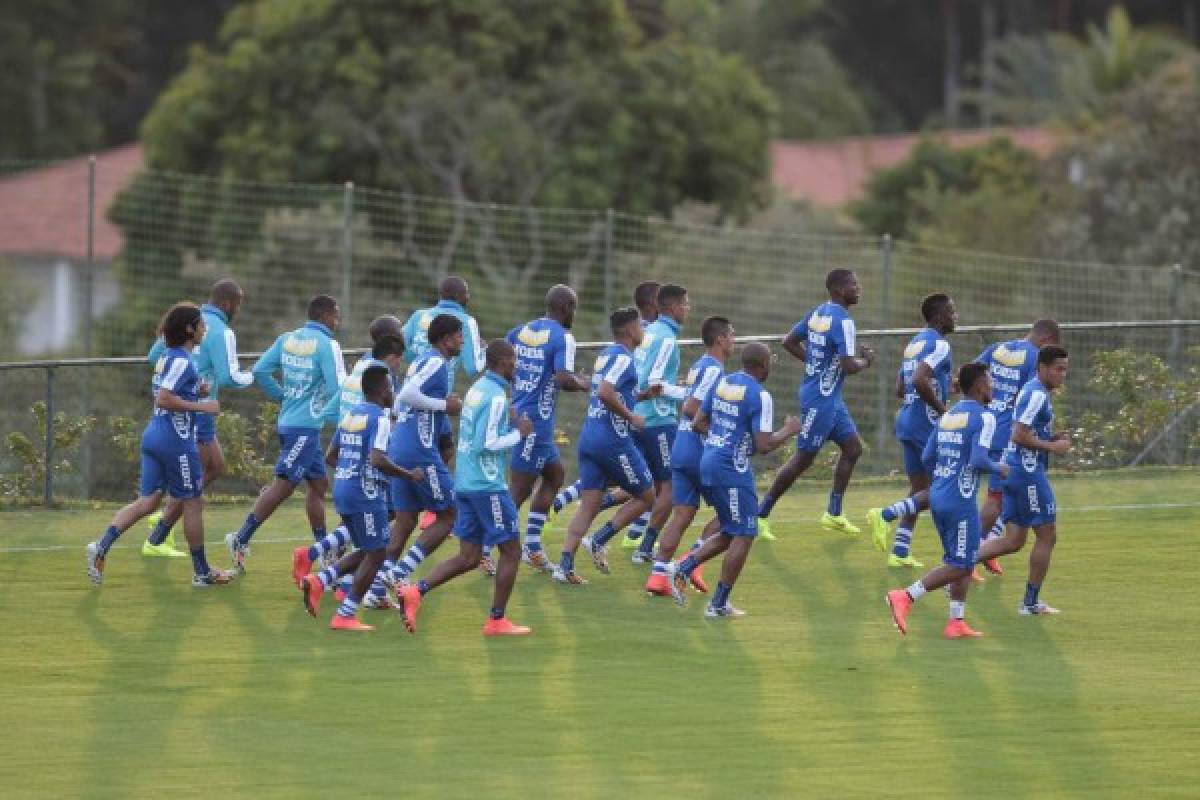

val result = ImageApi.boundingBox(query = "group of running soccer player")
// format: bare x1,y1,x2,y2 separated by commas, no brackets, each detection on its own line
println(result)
86,267,1070,639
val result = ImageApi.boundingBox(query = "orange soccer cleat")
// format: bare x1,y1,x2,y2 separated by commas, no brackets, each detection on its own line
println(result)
398,584,423,633
300,574,324,617
943,618,984,639
982,557,1004,576
644,572,673,597
330,614,374,632
689,563,709,594
291,546,313,587
483,618,532,636
886,589,913,635
419,511,436,530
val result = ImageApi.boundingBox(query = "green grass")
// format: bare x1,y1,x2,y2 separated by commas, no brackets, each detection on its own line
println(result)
1,470,1198,799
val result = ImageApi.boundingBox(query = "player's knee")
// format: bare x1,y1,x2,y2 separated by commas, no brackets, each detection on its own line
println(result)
840,438,863,461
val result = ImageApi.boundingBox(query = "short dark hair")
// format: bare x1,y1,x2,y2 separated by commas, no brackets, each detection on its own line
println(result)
610,307,641,335
700,316,732,346
921,293,951,323
1038,345,1068,366
361,365,391,398
427,313,463,345
209,278,242,306
1031,318,1061,343
825,268,855,291
634,281,661,310
368,314,404,343
308,294,338,321
657,284,687,309
372,334,405,360
486,338,515,369
160,303,204,348
958,362,990,395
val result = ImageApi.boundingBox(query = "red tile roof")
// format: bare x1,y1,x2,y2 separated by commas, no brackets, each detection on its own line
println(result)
0,143,144,261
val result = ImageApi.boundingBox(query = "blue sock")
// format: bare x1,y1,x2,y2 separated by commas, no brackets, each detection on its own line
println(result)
758,494,777,519
394,543,427,580
147,518,173,546
338,574,354,593
367,559,395,599
235,514,261,547
524,511,547,552
882,497,917,523
891,526,914,558
678,554,698,577
713,581,733,608
98,525,121,556
559,551,575,574
490,606,504,620
627,512,648,542
315,566,338,589
337,592,360,618
417,579,431,596
827,492,844,516
599,491,618,511
308,526,351,561
592,522,618,547
638,526,659,555
189,547,211,575
311,525,326,543
553,481,582,513
1023,582,1041,607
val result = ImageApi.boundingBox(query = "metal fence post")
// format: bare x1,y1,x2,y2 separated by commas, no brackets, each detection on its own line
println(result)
44,367,55,507
342,181,355,324
81,155,96,500
873,234,894,473
603,208,615,334
1168,264,1184,465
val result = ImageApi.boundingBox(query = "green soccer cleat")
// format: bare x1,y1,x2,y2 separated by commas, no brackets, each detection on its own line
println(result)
620,532,641,549
887,553,924,568
756,518,776,541
821,512,861,536
866,508,891,553
141,540,187,558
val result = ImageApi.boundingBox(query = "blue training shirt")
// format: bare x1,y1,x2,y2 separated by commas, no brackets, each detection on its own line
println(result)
507,318,576,431
402,300,485,392
331,402,392,514
634,315,686,427
1005,377,1055,478
700,371,775,489
390,352,451,467
456,371,522,493
147,304,254,401
672,353,724,471
791,301,857,408
253,321,346,430
895,327,953,444
580,344,639,444
921,398,1003,509
146,347,202,448
977,339,1040,448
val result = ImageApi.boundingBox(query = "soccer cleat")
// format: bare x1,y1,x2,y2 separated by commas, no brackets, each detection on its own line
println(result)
866,508,891,553
86,542,105,585
821,512,861,535
886,589,913,635
665,565,687,606
620,531,642,549
479,554,497,577
887,553,924,568
631,550,654,565
291,546,313,587
483,618,532,636
300,575,324,616
689,563,709,593
363,592,394,611
644,572,673,598
224,532,248,573
970,566,985,583
521,547,554,573
397,585,422,633
1018,602,1061,616
704,603,747,618
334,588,348,603
192,569,235,587
582,535,610,575
330,614,374,632
756,518,774,541
943,619,984,639
141,540,187,558
418,510,436,530
551,566,587,585
983,557,1004,576
145,511,163,533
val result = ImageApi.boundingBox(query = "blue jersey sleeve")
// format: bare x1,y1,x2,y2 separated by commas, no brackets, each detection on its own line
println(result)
976,343,995,365
789,312,811,339
316,339,346,426
147,337,166,365
505,325,519,345
459,314,484,378
830,309,856,358
206,325,254,390
969,411,1004,474
252,336,286,402
921,428,938,473
401,312,420,363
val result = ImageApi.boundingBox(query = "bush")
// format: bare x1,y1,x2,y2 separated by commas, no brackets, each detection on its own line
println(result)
0,402,94,505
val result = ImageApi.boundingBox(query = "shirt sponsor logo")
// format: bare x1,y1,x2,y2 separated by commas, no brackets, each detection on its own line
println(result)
283,336,318,357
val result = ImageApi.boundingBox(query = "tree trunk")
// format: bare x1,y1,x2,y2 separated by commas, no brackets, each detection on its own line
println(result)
942,0,960,128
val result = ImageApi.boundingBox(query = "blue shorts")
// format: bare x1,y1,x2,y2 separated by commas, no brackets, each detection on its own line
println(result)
1002,472,1057,528
510,429,561,475
671,463,706,508
339,509,390,552
139,444,204,500
577,438,653,496
898,437,929,476
390,463,455,513
987,449,1007,493
931,502,981,569
796,402,858,453
453,491,520,548
702,483,759,537
275,428,326,484
635,425,676,483
195,412,217,445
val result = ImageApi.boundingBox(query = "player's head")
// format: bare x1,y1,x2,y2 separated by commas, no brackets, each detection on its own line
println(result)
428,313,464,358
371,333,406,372
486,338,517,381
361,364,394,409
741,341,773,380
439,276,470,307
308,294,341,331
657,284,690,324
958,362,993,404
209,278,244,320
701,315,735,359
368,314,404,343
610,307,643,347
545,284,578,329
1037,345,1069,389
1029,319,1062,349
826,269,861,306
921,293,956,333
160,302,205,348
634,280,661,321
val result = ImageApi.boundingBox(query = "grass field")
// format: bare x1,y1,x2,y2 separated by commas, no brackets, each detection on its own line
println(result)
1,469,1197,799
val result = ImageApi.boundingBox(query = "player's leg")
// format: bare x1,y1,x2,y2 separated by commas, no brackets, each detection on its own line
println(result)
821,410,863,534
706,535,753,618
392,504,456,584
226,476,295,570
756,449,816,522
557,489,604,584
179,494,232,586
978,486,1007,575
311,510,388,630
485,537,531,634
362,510,419,606
886,505,979,636
584,486,652,574
1020,522,1059,615
88,491,163,584
520,459,562,571
886,454,929,566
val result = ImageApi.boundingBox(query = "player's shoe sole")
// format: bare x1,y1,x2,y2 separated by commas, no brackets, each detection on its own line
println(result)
86,541,105,585
224,532,247,573
330,614,374,632
689,563,709,593
943,619,984,638
644,572,673,598
398,585,422,633
192,569,234,587
291,546,313,587
866,508,890,553
582,536,610,574
983,557,1005,575
887,553,924,568
1018,602,1061,615
704,604,746,618
886,589,913,635
821,512,861,536
483,618,532,636
300,575,324,616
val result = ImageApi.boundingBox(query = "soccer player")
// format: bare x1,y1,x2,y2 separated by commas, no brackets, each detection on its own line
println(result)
885,362,1008,639
635,280,661,327
142,279,253,558
645,315,735,598
87,303,233,587
756,269,874,536
975,346,1071,615
296,365,424,631
394,340,537,635
867,294,956,567
553,308,660,585
225,295,346,571
617,283,692,562
505,285,590,573
671,342,801,617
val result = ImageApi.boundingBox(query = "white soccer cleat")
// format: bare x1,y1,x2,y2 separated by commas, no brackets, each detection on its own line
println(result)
582,535,610,575
521,547,554,573
224,532,248,573
631,550,654,565
551,566,588,585
704,603,747,619
1018,602,1061,615
86,541,105,585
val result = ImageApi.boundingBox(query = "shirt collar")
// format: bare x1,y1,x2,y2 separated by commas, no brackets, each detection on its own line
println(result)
485,370,510,389
201,304,228,324
435,299,464,313
655,316,680,335
304,321,333,337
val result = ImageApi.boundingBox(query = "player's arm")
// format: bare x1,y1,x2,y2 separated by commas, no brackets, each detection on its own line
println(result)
1010,390,1070,454
210,326,254,389
252,336,286,402
401,313,419,363
894,369,904,399
553,332,590,392
366,418,423,481
398,357,458,414
752,391,801,454
969,412,1009,477
316,340,348,427
460,316,485,378
596,354,643,426
324,437,340,469
682,365,722,421
156,358,218,414
484,397,531,451
782,329,807,362
837,318,873,375
646,339,688,400
912,340,951,414
147,337,166,364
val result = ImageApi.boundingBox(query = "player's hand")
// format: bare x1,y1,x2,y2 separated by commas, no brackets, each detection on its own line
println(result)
782,414,802,436
407,467,426,483
639,384,664,401
859,344,875,365
1049,434,1072,454
198,400,219,414
198,380,211,397
445,394,463,415
516,414,534,438
630,413,647,430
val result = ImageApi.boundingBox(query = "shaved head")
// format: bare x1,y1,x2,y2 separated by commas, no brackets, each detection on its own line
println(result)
368,314,404,343
742,341,771,370
546,284,578,328
439,276,469,305
209,278,243,306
